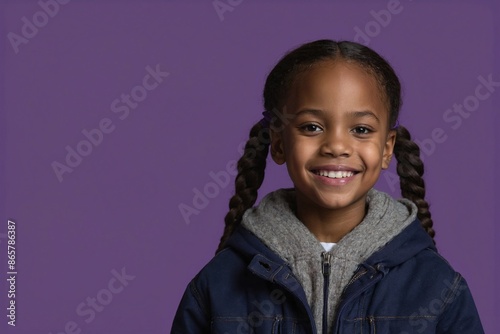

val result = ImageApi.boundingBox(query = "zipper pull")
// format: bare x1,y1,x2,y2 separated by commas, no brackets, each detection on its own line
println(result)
321,252,332,277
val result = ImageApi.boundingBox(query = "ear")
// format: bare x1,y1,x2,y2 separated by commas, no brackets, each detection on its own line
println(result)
382,129,397,169
270,128,286,165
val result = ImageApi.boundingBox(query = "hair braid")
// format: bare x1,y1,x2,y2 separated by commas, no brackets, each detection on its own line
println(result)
216,121,270,253
394,125,435,241
216,40,436,251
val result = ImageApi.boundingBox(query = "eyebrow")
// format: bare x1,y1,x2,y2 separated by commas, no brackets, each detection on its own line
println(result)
295,109,324,117
348,110,380,123
295,109,380,123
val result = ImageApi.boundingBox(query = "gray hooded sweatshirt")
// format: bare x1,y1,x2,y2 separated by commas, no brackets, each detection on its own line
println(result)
241,188,418,334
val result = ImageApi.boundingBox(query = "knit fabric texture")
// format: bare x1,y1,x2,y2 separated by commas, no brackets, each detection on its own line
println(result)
241,188,417,334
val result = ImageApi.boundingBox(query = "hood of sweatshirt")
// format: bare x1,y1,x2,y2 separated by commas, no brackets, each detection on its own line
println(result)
225,187,434,334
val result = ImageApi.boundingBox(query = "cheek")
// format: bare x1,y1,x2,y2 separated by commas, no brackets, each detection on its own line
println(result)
285,136,317,160
356,141,385,168
283,131,301,155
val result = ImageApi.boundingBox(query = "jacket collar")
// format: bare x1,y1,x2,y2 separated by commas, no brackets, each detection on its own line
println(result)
226,218,436,276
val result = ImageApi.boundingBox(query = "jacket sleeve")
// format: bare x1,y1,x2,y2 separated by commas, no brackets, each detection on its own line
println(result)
436,273,484,334
171,279,211,334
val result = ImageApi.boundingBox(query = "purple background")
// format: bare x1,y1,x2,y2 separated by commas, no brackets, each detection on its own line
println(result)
1,0,498,333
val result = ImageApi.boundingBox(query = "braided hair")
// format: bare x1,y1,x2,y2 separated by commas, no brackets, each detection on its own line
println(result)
216,40,434,252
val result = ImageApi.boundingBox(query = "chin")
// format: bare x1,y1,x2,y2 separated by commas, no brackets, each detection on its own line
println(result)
312,195,354,210
320,200,353,210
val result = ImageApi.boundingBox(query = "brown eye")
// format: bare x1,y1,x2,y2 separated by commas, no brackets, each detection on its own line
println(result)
353,126,371,135
300,124,323,133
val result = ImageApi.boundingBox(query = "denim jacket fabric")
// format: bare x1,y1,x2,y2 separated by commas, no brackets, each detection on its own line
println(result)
171,220,484,333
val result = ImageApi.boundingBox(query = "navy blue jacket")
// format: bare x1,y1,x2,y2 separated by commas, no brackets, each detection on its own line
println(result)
171,220,484,333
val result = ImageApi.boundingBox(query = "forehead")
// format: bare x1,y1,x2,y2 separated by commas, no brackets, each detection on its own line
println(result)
285,60,388,118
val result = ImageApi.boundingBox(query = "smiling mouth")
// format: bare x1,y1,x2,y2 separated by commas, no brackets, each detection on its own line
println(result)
312,170,358,179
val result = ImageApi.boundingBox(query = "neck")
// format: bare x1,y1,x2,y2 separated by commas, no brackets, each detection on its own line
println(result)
295,193,367,243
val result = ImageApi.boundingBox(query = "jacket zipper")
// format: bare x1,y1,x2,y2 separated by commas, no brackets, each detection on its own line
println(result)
321,252,332,334
332,266,382,333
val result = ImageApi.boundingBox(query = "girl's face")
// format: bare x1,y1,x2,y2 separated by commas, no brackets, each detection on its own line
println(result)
270,59,396,213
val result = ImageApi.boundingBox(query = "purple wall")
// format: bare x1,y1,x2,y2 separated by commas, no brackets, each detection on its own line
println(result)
1,0,498,333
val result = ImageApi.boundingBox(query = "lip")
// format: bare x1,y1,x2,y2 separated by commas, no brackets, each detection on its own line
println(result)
309,164,360,173
309,165,360,186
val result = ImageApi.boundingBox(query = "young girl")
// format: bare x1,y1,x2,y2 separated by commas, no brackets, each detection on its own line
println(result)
171,40,484,333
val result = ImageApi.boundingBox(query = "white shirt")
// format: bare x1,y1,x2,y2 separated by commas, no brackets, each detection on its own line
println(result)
320,242,337,252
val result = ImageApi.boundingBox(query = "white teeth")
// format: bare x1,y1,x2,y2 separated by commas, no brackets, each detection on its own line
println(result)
316,170,354,178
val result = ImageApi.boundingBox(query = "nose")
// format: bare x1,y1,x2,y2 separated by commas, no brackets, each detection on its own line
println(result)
319,128,352,157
